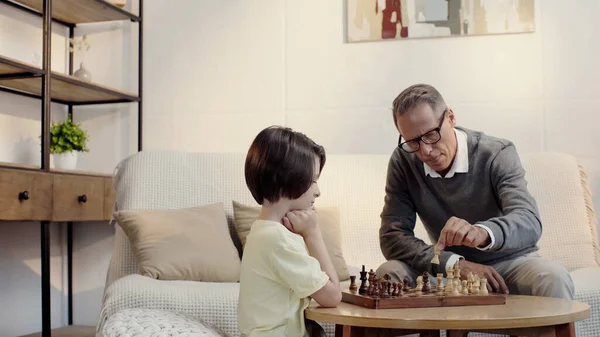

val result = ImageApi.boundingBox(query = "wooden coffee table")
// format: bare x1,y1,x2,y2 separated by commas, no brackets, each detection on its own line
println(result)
305,295,589,337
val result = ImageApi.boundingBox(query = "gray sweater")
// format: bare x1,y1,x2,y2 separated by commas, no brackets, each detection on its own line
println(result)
379,127,542,276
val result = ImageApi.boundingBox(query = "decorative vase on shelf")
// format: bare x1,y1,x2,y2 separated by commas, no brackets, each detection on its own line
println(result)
74,62,92,82
52,152,78,170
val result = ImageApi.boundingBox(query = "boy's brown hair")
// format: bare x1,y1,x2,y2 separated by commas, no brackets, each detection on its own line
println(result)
245,126,326,205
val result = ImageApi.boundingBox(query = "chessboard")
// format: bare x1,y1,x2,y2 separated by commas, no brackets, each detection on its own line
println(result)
343,264,507,309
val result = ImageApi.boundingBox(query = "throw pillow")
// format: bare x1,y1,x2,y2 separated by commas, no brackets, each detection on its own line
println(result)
114,202,241,282
232,200,350,281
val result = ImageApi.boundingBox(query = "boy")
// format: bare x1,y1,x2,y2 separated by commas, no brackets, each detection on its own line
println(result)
238,126,342,337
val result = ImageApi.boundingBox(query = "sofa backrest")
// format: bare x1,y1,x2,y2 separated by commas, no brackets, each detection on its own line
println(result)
106,150,599,286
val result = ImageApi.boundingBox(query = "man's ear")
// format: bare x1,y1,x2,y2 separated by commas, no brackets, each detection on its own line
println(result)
447,108,456,127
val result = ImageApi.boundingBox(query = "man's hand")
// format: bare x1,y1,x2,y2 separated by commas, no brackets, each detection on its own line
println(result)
458,259,509,294
282,209,319,238
436,216,490,251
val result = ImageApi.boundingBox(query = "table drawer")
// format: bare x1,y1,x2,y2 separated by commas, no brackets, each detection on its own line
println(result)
0,168,53,220
103,177,116,220
52,174,104,221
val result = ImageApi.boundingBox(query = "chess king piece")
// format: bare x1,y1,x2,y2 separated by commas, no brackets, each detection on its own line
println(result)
349,275,358,292
359,265,368,294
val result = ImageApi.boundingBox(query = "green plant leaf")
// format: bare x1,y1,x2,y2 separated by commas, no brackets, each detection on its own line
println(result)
48,118,90,154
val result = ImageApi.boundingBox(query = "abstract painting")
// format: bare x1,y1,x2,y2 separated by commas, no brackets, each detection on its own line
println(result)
346,0,535,42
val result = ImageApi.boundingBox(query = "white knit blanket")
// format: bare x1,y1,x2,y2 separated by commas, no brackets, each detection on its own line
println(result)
100,308,230,337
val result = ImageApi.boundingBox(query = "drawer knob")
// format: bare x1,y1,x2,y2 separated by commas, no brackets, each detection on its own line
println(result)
18,191,29,201
78,194,87,203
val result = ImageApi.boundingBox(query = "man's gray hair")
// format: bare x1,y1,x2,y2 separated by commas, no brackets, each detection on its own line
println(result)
392,84,447,126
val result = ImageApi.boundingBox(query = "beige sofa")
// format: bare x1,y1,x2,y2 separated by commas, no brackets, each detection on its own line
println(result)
97,150,600,337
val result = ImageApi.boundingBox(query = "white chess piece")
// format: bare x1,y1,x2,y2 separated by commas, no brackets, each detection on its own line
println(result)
416,276,423,292
480,278,489,295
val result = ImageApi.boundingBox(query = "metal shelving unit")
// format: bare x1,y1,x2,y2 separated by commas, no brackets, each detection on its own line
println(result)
0,1,143,336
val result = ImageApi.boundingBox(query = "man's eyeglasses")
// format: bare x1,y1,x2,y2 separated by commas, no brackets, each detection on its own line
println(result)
398,110,447,153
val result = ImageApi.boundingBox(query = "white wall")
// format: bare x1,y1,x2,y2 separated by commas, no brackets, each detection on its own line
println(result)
1,0,599,336
144,0,600,215
0,1,138,336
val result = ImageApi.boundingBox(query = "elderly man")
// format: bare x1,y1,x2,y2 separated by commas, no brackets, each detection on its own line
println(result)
377,83,574,299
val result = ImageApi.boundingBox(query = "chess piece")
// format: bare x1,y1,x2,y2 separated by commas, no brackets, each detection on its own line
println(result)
422,272,431,292
373,279,381,297
480,278,489,295
445,269,454,294
445,277,454,294
367,270,376,295
359,265,368,294
452,283,460,296
431,245,440,264
436,273,444,292
393,282,400,296
416,276,423,292
453,260,461,280
349,275,358,292
462,280,469,295
381,280,390,298
473,276,481,294
402,277,410,292
447,268,455,280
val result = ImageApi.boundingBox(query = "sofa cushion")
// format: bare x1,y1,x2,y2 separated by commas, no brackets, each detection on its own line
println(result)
113,203,241,282
520,153,600,271
232,200,350,281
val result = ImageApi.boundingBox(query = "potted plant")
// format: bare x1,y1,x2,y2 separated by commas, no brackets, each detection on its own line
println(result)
49,118,89,170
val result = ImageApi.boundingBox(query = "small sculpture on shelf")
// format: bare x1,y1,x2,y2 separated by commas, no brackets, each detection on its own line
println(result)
69,35,92,82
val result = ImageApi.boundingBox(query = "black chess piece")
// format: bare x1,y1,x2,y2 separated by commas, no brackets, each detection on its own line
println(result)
366,273,375,296
359,265,368,294
402,277,410,292
381,279,390,298
390,283,397,297
373,279,381,297
422,272,431,292
393,282,400,296
349,275,358,292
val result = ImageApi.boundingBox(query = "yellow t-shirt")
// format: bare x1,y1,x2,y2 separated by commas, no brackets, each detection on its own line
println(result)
237,219,329,337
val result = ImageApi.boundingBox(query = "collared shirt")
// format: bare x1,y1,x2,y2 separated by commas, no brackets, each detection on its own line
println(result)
424,128,496,269
424,128,469,178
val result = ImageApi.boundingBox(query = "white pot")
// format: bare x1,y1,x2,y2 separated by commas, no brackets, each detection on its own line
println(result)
52,152,78,170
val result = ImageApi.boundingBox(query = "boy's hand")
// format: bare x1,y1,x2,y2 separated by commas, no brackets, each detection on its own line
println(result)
283,209,319,237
